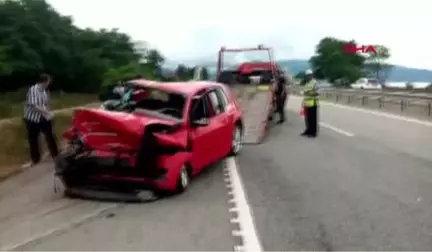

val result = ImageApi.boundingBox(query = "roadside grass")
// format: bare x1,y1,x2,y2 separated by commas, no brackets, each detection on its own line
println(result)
0,112,75,179
0,89,97,119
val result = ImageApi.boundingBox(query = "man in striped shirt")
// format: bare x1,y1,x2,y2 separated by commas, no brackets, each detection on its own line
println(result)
23,74,59,167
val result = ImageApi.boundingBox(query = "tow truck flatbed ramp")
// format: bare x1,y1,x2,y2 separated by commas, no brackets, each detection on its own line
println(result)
216,45,281,144
231,85,272,144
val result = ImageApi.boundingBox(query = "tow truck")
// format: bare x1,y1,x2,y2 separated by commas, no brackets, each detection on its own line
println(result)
216,45,285,144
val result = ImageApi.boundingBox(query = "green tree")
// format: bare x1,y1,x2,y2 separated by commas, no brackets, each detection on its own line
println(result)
294,71,306,81
309,37,366,87
175,64,194,81
175,64,187,80
0,47,12,75
364,45,392,83
145,49,165,69
201,67,209,80
0,0,163,93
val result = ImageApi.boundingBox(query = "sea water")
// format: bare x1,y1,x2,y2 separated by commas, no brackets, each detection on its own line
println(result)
385,82,430,88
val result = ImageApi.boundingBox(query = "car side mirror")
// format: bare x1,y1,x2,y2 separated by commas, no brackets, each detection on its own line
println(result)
191,118,209,127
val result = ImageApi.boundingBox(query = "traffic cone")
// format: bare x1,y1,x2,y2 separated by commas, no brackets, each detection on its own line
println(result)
300,106,305,117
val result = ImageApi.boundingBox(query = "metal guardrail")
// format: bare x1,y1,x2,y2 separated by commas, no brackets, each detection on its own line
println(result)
324,90,432,117
290,86,432,117
322,88,432,99
291,85,432,97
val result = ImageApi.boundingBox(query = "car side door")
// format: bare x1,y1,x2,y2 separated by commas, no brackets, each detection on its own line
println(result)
214,87,236,155
206,89,232,160
188,94,216,172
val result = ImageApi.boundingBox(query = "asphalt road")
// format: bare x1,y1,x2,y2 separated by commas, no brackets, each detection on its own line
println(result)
236,96,432,250
1,95,432,250
0,161,237,251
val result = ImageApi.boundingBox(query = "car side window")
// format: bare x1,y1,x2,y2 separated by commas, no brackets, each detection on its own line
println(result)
190,97,208,121
215,87,229,109
208,90,224,115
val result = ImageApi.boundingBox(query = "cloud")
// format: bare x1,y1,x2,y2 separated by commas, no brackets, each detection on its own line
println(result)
48,0,432,69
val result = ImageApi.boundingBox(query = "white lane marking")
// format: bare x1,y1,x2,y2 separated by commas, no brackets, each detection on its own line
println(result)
0,204,118,251
225,157,262,252
291,96,432,127
319,122,355,137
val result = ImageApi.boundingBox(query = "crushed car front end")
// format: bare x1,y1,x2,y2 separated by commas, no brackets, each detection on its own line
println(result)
55,108,191,195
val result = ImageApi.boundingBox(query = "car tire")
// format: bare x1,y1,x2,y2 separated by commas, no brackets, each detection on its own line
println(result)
175,165,190,194
230,124,243,156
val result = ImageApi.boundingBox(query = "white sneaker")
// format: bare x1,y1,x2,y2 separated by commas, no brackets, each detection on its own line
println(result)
53,175,65,194
21,162,37,169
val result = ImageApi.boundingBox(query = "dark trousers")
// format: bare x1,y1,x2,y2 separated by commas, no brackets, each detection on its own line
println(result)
304,106,318,136
270,92,287,121
24,118,59,163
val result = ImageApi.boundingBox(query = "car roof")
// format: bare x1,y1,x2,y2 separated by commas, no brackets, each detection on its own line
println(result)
129,79,222,96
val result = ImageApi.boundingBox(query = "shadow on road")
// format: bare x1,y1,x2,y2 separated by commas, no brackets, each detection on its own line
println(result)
62,160,226,204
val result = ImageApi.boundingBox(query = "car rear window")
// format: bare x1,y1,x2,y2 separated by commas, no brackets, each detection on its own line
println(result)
208,91,223,115
132,87,186,119
216,87,229,108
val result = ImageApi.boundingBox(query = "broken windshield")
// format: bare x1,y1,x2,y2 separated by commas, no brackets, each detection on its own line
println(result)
130,87,186,120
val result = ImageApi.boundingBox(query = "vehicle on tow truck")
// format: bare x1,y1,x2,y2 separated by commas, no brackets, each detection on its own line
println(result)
216,45,283,143
54,80,244,198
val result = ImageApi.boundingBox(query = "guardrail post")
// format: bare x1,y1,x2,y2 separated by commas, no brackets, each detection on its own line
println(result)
325,90,431,115
429,102,431,116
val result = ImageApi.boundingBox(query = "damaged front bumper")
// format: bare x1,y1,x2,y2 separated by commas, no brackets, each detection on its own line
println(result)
54,146,172,194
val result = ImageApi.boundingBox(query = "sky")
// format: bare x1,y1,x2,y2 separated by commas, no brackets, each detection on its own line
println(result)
47,0,432,70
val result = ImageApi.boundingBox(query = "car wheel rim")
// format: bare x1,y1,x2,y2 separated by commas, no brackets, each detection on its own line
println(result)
232,127,242,153
180,168,189,188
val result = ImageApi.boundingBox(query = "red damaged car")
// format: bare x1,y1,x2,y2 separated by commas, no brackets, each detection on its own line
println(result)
54,80,244,197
